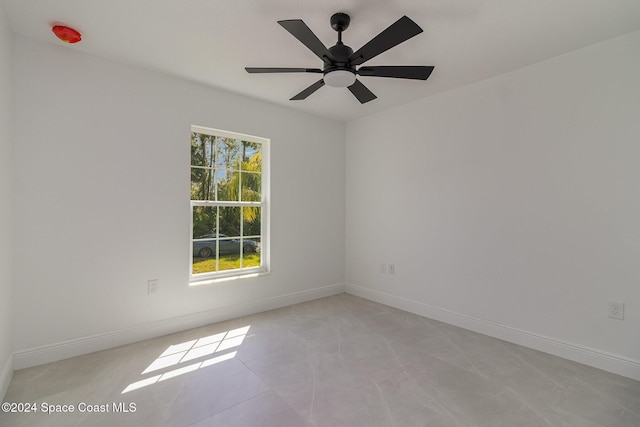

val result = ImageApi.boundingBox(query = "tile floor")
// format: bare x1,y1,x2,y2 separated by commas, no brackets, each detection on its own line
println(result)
1,294,639,426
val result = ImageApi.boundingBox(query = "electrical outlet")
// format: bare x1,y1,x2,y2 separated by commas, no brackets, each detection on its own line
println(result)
388,264,395,275
148,279,159,295
608,301,624,320
380,263,387,274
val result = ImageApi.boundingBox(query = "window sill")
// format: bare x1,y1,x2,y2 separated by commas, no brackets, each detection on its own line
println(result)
189,268,269,287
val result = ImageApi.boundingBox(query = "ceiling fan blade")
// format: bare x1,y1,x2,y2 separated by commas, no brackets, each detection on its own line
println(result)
245,67,322,74
349,16,423,66
357,66,434,80
278,20,333,64
290,79,325,100
348,80,377,104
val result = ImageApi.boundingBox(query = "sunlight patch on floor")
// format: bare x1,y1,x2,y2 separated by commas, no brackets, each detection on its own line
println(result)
122,326,250,394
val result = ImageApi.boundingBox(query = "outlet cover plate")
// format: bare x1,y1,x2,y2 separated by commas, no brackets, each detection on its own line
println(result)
148,279,159,295
608,301,624,320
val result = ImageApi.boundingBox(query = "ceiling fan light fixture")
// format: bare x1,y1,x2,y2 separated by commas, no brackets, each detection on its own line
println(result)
323,70,356,88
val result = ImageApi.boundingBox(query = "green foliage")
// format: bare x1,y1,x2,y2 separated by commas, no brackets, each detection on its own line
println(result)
192,206,216,238
227,152,262,223
190,133,214,200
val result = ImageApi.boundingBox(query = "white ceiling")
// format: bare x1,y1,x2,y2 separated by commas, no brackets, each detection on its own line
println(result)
3,0,640,122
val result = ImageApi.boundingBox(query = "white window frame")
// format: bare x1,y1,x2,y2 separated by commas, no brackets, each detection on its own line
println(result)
189,125,270,285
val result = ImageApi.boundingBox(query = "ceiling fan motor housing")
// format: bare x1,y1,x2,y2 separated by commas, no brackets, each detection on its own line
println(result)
326,44,354,69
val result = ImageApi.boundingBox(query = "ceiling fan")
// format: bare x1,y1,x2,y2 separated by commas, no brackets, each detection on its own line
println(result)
245,13,434,104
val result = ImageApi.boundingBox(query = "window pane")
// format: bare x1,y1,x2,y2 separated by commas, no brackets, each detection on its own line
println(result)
216,168,238,202
215,137,241,170
231,170,241,202
245,248,260,268
240,171,261,202
191,167,214,201
218,207,240,238
243,206,261,237
192,257,217,275
221,207,239,272
242,239,260,268
241,142,261,166
243,206,261,268
218,246,241,272
191,133,214,167
192,206,218,275
193,206,217,239
213,169,228,201
217,206,240,272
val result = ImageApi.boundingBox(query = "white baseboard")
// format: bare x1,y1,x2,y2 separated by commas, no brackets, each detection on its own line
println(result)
0,353,12,400
345,283,640,381
13,283,346,370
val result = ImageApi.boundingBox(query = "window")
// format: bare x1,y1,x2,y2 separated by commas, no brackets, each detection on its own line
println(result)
190,126,269,283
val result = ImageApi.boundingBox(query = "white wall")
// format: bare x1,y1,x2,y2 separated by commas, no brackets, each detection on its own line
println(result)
11,36,345,366
0,3,13,398
346,31,640,379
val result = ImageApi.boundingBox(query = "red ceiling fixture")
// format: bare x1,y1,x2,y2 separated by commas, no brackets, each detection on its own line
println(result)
52,25,82,44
